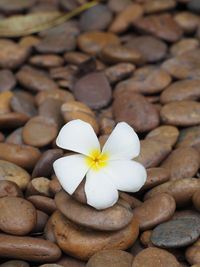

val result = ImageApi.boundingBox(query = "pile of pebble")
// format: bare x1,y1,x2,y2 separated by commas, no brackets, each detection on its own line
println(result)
1,0,200,266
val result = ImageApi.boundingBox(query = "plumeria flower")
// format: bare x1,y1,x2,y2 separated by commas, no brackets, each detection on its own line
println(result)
53,119,146,210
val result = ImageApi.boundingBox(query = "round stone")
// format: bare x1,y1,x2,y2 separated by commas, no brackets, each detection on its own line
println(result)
0,196,36,235
46,210,139,261
55,190,133,231
132,193,176,230
73,72,112,109
170,38,199,56
142,167,170,190
174,12,200,33
0,70,16,92
151,218,199,248
132,247,181,267
86,250,133,267
176,125,200,149
104,63,135,84
113,93,159,132
29,54,64,68
160,100,200,126
126,36,167,62
0,180,23,198
27,195,57,215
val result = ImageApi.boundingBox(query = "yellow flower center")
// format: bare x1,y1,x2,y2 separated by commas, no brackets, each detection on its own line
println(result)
86,149,109,171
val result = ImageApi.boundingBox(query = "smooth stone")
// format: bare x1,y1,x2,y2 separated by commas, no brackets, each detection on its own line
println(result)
104,63,135,84
0,233,61,262
1,260,30,267
0,40,30,69
132,247,181,267
142,168,170,191
192,190,200,212
32,210,49,234
0,90,13,114
32,149,63,178
134,139,171,168
126,36,167,62
133,14,183,42
161,147,199,180
22,116,58,147
16,66,58,92
0,160,30,190
108,0,132,13
176,126,200,149
0,196,36,235
78,31,120,55
73,72,112,109
174,12,200,33
100,43,145,65
151,218,199,248
56,255,85,267
29,54,64,68
146,125,179,147
112,93,159,132
46,210,139,261
114,68,171,95
170,38,199,56
28,195,57,215
144,178,200,207
0,143,41,170
5,127,23,145
132,193,176,230
143,0,176,14
160,80,200,104
86,250,133,267
0,112,29,129
64,51,90,65
0,70,16,92
186,239,200,265
79,4,113,31
55,190,133,231
0,0,35,12
0,180,23,198
162,49,200,79
160,101,200,126
26,177,51,197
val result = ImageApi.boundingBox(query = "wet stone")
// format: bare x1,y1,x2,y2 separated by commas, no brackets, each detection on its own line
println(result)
133,14,183,42
86,250,133,267
151,218,200,248
79,4,113,32
132,193,176,231
142,167,170,190
125,36,167,63
132,247,181,267
160,100,200,126
176,125,200,149
55,190,133,231
0,70,16,92
73,72,112,109
112,93,160,132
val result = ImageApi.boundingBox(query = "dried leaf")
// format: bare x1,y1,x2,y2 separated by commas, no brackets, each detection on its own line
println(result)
0,1,98,37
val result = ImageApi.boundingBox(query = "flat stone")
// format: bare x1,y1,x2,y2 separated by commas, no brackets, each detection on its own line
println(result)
133,14,183,42
78,31,120,55
55,190,133,231
28,195,56,215
104,63,135,84
125,36,167,62
143,0,176,14
0,0,36,12
176,126,200,150
0,112,28,129
0,70,16,92
170,38,199,56
142,167,170,190
160,100,200,126
0,160,30,190
132,193,176,230
151,218,199,248
172,210,200,225
73,72,112,109
0,196,36,235
112,93,160,132
79,4,113,31
0,233,61,262
186,239,200,265
160,80,200,104
0,180,22,198
86,250,133,267
174,12,200,33
29,54,64,68
161,147,199,180
144,178,200,207
1,260,30,267
45,210,139,261
132,247,181,267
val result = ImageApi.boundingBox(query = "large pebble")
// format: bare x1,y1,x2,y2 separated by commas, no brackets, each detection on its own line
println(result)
46,210,139,260
0,233,61,262
186,239,200,265
0,196,36,235
132,193,176,230
0,112,29,129
160,100,200,126
0,70,16,92
0,160,30,190
0,180,23,198
55,190,133,231
86,250,133,267
151,218,199,248
28,195,57,215
176,126,200,149
142,168,170,190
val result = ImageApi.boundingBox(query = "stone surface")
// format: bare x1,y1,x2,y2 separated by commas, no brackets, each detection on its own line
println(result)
143,0,176,14
0,70,16,92
192,190,200,212
176,126,200,149
28,195,57,215
174,12,200,33
55,190,133,231
186,239,200,265
170,38,199,56
29,54,64,68
151,218,199,248
1,260,30,267
0,180,22,198
0,112,29,129
132,193,176,230
142,167,170,190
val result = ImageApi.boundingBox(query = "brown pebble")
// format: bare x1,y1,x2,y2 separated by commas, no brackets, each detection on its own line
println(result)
31,210,49,234
170,38,199,56
142,167,170,190
29,54,64,68
0,180,23,198
0,112,29,129
49,179,62,196
5,127,23,145
56,255,85,267
143,0,176,14
174,12,200,33
0,70,16,92
27,195,57,215
104,63,135,84
26,177,51,197
0,91,13,114
186,239,200,265
0,132,4,142
1,260,30,267
140,230,153,247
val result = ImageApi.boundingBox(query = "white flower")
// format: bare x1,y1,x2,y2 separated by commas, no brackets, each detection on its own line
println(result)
53,119,146,210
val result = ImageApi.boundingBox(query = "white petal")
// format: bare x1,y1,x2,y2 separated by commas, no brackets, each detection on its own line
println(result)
102,122,140,160
53,154,89,195
105,160,146,192
56,120,100,156
85,169,118,210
